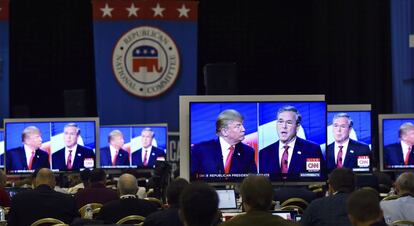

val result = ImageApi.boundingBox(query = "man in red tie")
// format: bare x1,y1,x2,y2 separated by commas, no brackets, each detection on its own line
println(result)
100,130,130,167
259,106,324,180
384,122,414,167
326,113,371,173
191,109,257,178
6,126,50,171
131,128,166,169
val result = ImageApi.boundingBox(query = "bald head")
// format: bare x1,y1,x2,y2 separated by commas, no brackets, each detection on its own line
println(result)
35,168,56,188
118,173,138,196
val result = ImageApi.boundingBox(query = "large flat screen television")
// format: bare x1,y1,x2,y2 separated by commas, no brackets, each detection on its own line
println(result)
99,124,168,169
180,95,327,183
4,118,99,174
327,105,372,173
0,129,4,168
379,114,414,171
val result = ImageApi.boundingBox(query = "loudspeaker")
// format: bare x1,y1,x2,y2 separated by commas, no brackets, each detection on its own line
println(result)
203,63,238,95
64,89,87,117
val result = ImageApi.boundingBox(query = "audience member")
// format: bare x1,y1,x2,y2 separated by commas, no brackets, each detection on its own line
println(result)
274,186,317,204
0,170,10,207
347,189,386,226
302,168,355,226
68,168,91,194
380,172,414,224
179,182,220,226
74,168,118,208
96,173,158,224
221,175,296,226
144,178,189,226
7,168,79,226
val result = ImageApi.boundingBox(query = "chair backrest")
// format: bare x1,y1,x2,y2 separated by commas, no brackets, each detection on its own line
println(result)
382,194,400,201
116,215,146,225
281,197,309,210
280,205,304,214
78,203,103,219
392,220,414,225
144,197,163,209
30,217,65,226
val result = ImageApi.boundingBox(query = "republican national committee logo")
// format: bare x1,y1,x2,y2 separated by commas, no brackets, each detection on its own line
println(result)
112,26,180,98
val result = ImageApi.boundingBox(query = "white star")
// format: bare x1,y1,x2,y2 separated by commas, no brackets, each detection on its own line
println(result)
152,3,165,18
177,4,190,18
100,3,114,18
126,3,139,17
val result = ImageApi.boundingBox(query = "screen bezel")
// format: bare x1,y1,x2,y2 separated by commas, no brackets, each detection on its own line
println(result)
0,129,4,168
98,123,168,169
180,95,326,185
379,114,414,172
327,104,372,173
3,117,99,174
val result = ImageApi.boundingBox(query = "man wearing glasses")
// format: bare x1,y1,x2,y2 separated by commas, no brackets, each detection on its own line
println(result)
326,113,371,173
259,106,324,179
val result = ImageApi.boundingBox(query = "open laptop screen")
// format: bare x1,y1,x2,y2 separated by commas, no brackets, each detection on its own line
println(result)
271,210,297,221
216,189,237,210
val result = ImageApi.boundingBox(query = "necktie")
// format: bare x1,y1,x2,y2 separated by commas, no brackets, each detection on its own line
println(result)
112,150,118,166
224,146,235,174
337,146,343,168
67,150,73,170
281,146,289,174
28,151,35,170
405,146,412,165
143,149,148,166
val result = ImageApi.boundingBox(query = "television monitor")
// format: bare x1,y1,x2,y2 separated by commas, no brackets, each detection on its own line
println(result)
327,105,372,173
379,114,414,171
99,124,168,169
0,129,4,168
4,118,99,174
180,95,327,184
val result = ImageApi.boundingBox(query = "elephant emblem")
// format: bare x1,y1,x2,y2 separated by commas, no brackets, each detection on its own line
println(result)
132,45,163,73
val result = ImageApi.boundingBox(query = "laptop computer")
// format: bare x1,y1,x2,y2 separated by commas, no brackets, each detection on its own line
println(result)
271,210,299,221
216,189,238,210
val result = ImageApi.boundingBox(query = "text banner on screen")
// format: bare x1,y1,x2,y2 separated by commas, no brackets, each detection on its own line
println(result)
0,0,9,124
92,0,198,131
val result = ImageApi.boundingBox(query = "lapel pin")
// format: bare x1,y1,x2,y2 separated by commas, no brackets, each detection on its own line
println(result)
77,153,81,156
350,150,354,154
297,151,302,155
152,153,155,156
237,152,241,156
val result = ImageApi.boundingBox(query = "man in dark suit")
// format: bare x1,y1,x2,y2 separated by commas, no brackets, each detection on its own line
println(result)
384,122,414,167
6,126,50,171
191,109,257,176
100,130,130,167
259,106,324,179
326,113,371,172
52,123,95,170
131,128,166,169
7,168,79,226
96,173,158,224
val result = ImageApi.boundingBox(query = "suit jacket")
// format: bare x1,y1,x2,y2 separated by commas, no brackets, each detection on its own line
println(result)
301,192,351,226
259,137,324,179
100,147,130,167
143,206,183,226
6,146,50,171
7,184,80,226
220,210,296,226
74,182,119,209
191,139,257,175
131,146,166,169
52,145,95,170
384,142,414,166
96,196,158,224
380,195,414,224
326,139,371,172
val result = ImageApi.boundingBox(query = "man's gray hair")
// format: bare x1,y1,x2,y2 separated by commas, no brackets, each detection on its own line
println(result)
396,172,414,194
277,106,302,124
141,128,155,138
399,122,414,138
117,173,138,195
215,109,243,135
64,123,80,135
333,112,353,127
108,130,123,143
21,126,41,142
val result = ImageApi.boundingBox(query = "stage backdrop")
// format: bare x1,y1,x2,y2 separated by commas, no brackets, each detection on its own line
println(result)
92,0,198,131
0,0,9,125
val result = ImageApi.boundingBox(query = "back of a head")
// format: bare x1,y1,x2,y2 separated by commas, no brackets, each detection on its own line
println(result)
396,172,414,195
118,173,138,196
347,189,381,224
180,182,218,226
35,168,56,188
167,178,189,207
329,168,356,193
89,168,106,184
240,175,273,211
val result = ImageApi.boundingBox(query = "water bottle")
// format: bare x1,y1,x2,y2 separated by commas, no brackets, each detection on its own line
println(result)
0,206,5,222
85,204,93,219
274,201,281,210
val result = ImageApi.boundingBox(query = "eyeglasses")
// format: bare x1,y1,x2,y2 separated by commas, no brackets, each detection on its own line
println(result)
277,120,296,127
